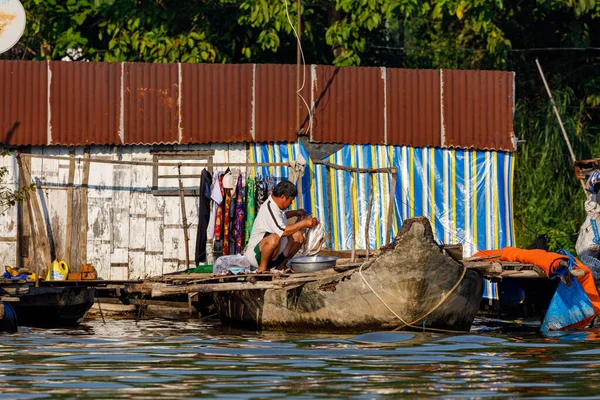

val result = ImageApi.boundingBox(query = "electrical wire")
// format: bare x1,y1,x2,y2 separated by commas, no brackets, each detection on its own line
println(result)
283,0,313,136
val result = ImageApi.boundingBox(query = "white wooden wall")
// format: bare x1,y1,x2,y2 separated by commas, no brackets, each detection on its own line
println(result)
0,144,247,280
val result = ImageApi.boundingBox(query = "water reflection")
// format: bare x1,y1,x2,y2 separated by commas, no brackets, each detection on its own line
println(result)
0,318,600,398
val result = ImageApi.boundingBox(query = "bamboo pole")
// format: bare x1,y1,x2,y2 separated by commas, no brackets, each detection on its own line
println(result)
326,165,334,249
365,173,374,261
535,58,586,189
350,171,357,262
65,153,75,266
385,171,397,246
177,165,191,270
19,153,290,169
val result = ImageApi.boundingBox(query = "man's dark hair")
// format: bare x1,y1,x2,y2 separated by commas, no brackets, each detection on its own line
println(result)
273,180,298,199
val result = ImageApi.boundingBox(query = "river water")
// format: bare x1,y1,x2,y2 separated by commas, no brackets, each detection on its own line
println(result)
1,317,600,399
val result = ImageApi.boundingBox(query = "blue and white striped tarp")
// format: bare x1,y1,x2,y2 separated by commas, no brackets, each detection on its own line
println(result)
250,142,514,300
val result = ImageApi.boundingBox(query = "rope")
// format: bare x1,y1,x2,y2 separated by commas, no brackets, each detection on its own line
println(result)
358,259,468,334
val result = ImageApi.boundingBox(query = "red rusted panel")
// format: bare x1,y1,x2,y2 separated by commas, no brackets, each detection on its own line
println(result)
442,70,515,151
180,64,253,144
0,61,47,145
386,68,441,147
254,64,311,142
49,61,121,145
124,62,179,144
311,65,385,144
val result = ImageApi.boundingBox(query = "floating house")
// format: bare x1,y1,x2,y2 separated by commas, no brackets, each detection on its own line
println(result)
0,61,516,286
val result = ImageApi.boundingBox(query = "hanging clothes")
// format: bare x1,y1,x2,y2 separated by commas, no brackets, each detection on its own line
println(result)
223,188,232,255
256,175,266,210
265,175,275,197
194,169,212,264
233,174,245,254
213,174,225,240
207,172,223,240
244,176,256,248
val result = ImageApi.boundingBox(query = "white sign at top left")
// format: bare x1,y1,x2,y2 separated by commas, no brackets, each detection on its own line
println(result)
0,0,26,54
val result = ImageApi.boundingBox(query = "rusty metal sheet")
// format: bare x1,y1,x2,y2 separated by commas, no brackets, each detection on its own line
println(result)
386,69,441,147
49,61,122,145
442,70,515,151
123,62,179,145
311,65,385,145
254,64,311,142
180,64,252,144
0,60,47,145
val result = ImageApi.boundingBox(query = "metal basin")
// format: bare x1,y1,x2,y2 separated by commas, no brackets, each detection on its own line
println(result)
290,256,338,273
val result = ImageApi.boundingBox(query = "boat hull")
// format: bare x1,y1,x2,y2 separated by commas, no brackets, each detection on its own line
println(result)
214,218,483,332
12,286,96,327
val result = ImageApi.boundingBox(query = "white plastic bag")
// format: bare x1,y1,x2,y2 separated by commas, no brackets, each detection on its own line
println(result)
576,191,600,259
213,255,252,275
300,223,325,256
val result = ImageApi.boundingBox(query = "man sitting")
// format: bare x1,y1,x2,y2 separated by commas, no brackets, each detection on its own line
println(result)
245,180,318,272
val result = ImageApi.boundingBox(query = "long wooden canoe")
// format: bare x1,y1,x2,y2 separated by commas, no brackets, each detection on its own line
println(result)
213,217,483,332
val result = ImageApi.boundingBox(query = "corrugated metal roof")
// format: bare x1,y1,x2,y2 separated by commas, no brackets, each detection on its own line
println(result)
311,65,385,145
181,64,253,144
386,68,441,147
49,61,122,145
0,60,516,151
124,62,179,145
0,61,47,146
254,64,311,143
442,70,515,151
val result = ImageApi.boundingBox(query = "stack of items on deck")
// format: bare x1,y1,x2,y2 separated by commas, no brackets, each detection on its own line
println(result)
195,169,277,265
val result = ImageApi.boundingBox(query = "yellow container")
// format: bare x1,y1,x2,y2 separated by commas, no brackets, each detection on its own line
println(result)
46,260,69,281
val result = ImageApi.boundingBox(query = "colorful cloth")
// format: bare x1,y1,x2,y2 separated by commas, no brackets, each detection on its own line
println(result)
233,174,245,254
256,176,266,210
244,176,256,248
265,175,275,197
223,188,231,255
213,174,225,240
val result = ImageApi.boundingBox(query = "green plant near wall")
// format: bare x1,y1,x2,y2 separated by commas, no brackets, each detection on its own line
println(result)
0,151,36,216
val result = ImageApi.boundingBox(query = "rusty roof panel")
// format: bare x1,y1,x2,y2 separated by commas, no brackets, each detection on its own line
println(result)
123,63,179,144
0,61,47,145
254,64,311,142
311,66,385,144
442,70,515,151
180,64,253,144
386,68,441,147
49,61,122,145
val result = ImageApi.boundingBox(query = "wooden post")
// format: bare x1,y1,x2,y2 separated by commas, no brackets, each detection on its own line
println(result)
326,165,334,249
385,171,397,246
79,148,90,265
365,173,374,261
178,165,191,270
65,153,75,267
350,172,356,262
16,153,40,287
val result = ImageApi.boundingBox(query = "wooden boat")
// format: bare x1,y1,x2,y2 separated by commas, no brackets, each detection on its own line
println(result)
0,302,18,332
0,283,95,327
212,217,483,332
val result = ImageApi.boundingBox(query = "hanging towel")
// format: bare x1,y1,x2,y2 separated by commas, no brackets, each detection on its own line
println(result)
194,169,212,264
233,174,245,254
288,155,307,184
207,173,223,240
256,176,266,210
214,174,225,240
244,176,256,248
223,188,232,255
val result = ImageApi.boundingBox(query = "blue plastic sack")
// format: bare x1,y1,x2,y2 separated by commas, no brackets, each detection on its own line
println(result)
541,249,595,331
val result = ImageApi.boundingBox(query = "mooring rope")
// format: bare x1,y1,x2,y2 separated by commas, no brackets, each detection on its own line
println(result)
358,261,468,334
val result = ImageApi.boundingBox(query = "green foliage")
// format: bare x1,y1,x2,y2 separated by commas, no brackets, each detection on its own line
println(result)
2,0,600,250
0,151,36,215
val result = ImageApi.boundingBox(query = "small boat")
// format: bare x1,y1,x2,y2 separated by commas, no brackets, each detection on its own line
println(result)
2,285,95,327
212,217,483,332
0,302,18,332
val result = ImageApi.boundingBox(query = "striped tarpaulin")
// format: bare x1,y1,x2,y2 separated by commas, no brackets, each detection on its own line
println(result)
250,142,514,260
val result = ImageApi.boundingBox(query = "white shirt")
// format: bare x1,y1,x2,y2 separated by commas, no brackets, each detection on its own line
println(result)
244,196,287,254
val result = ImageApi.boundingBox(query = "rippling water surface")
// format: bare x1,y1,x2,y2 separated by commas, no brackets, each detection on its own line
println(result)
2,318,600,399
